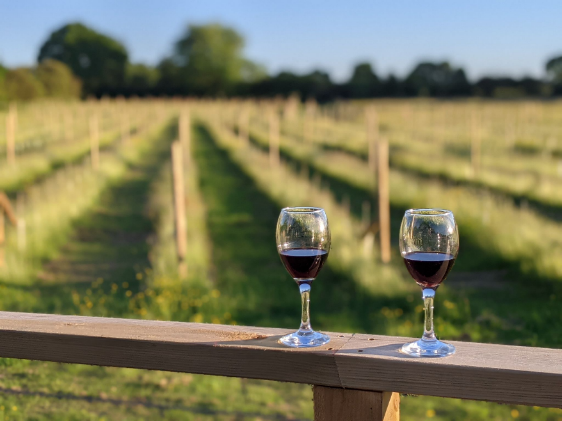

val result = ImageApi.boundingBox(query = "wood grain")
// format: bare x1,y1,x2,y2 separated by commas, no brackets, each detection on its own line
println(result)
314,386,399,421
336,333,562,408
0,312,561,408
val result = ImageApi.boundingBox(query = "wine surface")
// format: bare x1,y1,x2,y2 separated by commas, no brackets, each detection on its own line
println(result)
279,248,328,280
403,252,455,289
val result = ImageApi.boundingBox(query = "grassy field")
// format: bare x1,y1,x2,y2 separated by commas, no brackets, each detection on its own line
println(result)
1,99,562,420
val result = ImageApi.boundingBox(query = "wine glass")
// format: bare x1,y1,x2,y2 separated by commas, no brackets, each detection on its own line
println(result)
276,207,331,348
399,209,459,357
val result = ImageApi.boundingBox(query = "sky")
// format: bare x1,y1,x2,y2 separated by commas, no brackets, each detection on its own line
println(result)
0,1,561,82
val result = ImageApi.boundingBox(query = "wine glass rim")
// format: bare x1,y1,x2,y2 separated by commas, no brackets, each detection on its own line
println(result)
405,208,453,216
281,206,324,214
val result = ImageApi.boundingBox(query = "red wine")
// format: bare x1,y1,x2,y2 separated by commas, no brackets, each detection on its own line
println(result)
403,252,455,289
279,248,328,280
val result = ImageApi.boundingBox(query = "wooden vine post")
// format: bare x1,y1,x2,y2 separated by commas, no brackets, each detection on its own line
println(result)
6,105,16,166
65,111,74,143
0,193,19,267
283,94,299,121
314,386,400,421
269,108,280,168
378,137,391,263
471,112,481,177
16,193,26,251
179,108,191,169
304,98,316,142
366,106,378,175
89,115,100,171
121,111,130,143
0,209,4,267
238,107,249,145
171,141,187,278
361,200,375,257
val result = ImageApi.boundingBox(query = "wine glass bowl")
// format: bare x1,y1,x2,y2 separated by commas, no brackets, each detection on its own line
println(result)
399,209,459,357
276,207,330,348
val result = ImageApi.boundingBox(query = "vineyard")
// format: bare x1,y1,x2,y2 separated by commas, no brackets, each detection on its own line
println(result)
0,98,562,420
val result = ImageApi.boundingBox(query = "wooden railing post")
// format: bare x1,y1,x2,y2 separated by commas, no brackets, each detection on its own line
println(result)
314,386,400,421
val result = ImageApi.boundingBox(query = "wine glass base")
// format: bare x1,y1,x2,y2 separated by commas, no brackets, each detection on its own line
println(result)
400,339,456,358
279,330,330,348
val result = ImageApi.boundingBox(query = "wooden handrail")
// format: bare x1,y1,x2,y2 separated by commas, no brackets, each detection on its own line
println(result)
0,311,560,417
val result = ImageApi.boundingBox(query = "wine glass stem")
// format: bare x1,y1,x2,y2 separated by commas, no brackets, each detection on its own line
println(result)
422,288,437,342
298,283,313,333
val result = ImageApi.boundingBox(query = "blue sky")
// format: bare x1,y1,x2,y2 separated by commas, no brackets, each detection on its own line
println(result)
1,1,561,82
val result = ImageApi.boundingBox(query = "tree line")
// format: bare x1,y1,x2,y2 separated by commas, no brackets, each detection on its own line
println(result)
1,22,562,102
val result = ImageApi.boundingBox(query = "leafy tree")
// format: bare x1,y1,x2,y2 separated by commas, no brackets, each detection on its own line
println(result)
404,61,471,97
0,64,7,102
125,63,159,96
156,58,184,96
245,70,336,102
380,74,403,97
346,62,380,98
546,56,562,95
37,23,128,96
35,59,81,98
5,68,44,101
474,77,545,98
167,23,259,95
299,70,334,101
546,56,562,83
241,59,267,83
